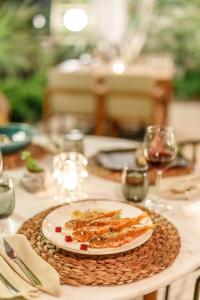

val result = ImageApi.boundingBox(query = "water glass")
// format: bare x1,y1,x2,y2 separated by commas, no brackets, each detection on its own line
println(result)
0,173,15,219
122,166,149,203
63,129,84,154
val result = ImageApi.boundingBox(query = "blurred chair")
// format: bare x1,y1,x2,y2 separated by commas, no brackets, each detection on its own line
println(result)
0,92,10,124
43,70,100,134
102,74,172,139
179,139,200,164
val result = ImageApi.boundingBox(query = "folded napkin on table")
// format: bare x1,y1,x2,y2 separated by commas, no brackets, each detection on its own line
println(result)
0,234,61,299
160,175,200,200
0,255,38,299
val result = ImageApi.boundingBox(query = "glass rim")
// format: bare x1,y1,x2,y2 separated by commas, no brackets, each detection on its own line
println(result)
0,173,13,187
146,125,175,133
54,151,87,163
64,129,84,141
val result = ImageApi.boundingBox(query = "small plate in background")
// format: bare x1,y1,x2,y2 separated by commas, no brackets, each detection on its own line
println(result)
0,123,36,154
95,148,138,171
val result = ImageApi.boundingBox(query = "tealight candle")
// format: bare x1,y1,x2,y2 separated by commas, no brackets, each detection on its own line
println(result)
53,152,88,202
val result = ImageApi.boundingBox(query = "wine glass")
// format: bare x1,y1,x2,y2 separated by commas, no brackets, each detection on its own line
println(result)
143,125,177,211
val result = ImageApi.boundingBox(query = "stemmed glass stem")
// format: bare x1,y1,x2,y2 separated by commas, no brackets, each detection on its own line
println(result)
146,169,172,212
155,170,162,199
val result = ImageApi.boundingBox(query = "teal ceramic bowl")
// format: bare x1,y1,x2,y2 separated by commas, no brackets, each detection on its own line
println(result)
0,123,36,154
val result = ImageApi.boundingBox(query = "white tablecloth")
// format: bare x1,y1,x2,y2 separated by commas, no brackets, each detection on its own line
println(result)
1,136,200,300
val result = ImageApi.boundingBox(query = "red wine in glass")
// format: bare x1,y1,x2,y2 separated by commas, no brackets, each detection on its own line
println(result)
146,148,176,170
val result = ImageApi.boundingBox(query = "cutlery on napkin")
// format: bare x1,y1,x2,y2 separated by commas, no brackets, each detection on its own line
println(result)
3,238,42,288
160,175,200,200
0,255,39,299
0,234,61,298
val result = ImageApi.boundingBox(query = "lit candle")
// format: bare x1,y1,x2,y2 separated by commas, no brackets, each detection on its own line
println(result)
53,152,88,201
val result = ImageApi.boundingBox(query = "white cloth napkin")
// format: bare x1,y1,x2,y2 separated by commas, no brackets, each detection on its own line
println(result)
0,234,61,298
160,174,200,200
0,255,39,299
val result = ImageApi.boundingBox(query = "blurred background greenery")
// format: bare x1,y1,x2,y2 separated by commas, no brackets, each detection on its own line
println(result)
1,0,200,122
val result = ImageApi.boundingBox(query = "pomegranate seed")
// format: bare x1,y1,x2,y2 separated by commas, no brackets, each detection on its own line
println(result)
65,235,73,242
55,226,62,233
80,244,88,251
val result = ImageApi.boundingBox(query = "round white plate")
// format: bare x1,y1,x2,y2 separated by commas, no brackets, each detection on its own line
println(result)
42,199,153,255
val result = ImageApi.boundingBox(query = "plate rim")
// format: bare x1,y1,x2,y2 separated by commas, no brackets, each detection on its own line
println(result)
95,148,138,171
42,199,153,255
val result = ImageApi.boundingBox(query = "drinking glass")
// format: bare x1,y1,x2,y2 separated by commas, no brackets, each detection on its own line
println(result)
0,149,3,174
0,172,15,236
0,173,15,219
143,125,177,211
122,166,149,203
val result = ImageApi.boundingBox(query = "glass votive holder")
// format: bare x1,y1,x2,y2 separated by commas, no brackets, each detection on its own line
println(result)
52,152,88,202
63,129,84,154
122,166,149,203
0,173,15,219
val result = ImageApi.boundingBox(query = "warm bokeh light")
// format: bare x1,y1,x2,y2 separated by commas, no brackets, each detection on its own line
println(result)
63,8,88,32
32,14,46,29
112,59,125,74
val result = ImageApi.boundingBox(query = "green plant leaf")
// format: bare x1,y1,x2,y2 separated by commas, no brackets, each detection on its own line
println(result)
21,150,44,172
21,150,31,161
26,159,44,173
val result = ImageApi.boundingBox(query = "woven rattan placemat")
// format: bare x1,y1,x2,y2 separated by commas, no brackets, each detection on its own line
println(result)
88,156,193,184
3,144,47,170
18,204,181,286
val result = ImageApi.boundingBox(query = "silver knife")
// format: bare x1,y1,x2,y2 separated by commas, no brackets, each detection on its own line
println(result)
3,238,41,287
0,272,20,295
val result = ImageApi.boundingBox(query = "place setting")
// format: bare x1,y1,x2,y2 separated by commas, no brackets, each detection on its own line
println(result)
1,122,200,299
0,124,182,297
17,197,181,287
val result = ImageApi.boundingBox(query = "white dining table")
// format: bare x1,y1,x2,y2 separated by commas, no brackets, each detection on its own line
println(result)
1,135,200,300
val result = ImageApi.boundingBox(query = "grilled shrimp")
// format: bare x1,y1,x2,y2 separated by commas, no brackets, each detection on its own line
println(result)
90,224,154,248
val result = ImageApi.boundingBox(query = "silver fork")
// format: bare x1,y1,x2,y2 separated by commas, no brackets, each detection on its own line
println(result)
0,272,20,295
